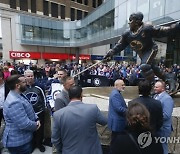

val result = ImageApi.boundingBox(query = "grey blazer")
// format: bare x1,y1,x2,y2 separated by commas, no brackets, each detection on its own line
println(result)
51,101,107,154
54,89,70,111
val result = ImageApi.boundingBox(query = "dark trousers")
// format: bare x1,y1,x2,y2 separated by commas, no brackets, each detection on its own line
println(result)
0,109,3,127
109,131,120,154
0,108,4,144
33,111,45,148
111,131,119,142
8,141,32,154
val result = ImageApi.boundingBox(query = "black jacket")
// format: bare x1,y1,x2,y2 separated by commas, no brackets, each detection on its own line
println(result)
24,83,46,114
111,130,163,154
129,96,163,133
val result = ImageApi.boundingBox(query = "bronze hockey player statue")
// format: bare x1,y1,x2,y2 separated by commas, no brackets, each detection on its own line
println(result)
103,12,180,94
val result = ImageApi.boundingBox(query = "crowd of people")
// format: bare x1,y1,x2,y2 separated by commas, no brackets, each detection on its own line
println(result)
0,60,177,154
1,60,180,87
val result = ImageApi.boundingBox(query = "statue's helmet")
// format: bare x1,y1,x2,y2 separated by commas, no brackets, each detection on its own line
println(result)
129,12,144,23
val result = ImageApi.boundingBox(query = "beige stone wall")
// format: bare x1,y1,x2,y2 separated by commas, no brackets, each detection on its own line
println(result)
169,107,180,153
0,0,9,5
36,0,43,13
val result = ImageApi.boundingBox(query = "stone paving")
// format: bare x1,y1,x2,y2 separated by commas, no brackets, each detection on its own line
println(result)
1,146,52,154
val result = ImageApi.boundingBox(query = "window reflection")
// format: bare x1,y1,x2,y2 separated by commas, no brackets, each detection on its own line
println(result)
127,0,137,18
57,30,64,41
21,10,115,45
115,2,127,30
80,27,87,38
137,0,149,21
165,0,180,15
50,29,57,42
34,27,41,41
20,0,180,47
23,25,33,40
42,28,50,42
149,0,165,20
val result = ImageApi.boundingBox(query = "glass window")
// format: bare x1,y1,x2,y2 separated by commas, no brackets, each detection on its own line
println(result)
84,0,88,5
105,11,114,30
77,10,82,20
71,8,75,21
165,0,180,15
0,17,1,38
115,2,127,30
98,0,102,6
50,29,57,41
137,0,149,21
100,16,106,31
77,0,82,4
23,25,33,39
57,30,64,41
61,5,65,19
84,12,88,18
149,0,165,20
10,0,16,9
75,29,81,39
63,29,70,41
31,0,36,13
127,0,137,18
92,0,96,8
20,0,28,11
51,3,58,18
33,27,42,41
80,27,87,38
92,19,100,34
87,24,92,37
42,28,50,42
43,0,49,16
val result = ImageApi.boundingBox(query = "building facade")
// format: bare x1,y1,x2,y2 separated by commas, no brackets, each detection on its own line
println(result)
0,0,179,65
0,0,103,64
1,0,102,20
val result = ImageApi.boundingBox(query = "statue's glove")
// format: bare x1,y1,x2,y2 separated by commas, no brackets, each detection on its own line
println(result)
103,49,114,62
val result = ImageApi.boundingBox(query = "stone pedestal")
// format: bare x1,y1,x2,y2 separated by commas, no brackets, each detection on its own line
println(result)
169,107,180,153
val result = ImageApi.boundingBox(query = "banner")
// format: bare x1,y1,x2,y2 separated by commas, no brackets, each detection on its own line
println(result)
83,75,110,87
91,55,103,60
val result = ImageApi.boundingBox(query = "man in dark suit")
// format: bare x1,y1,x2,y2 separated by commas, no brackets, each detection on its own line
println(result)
51,85,107,154
108,79,127,140
129,80,163,134
54,76,75,111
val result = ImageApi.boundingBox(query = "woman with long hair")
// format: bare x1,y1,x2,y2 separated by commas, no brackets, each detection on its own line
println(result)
111,102,163,154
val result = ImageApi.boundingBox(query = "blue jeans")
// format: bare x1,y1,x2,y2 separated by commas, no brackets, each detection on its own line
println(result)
8,142,32,154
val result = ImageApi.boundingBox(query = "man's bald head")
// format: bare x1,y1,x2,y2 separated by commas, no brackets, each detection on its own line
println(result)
114,79,125,92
